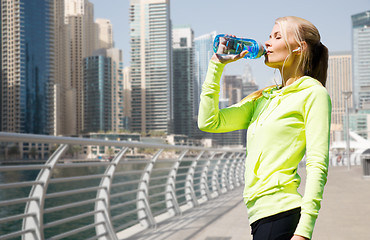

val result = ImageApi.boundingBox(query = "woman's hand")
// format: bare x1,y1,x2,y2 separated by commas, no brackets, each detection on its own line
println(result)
211,35,248,64
291,235,309,240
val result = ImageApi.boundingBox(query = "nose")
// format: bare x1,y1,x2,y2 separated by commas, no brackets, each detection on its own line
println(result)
265,39,271,49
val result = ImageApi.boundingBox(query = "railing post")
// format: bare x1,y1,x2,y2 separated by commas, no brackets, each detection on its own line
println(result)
185,150,204,207
221,152,235,192
239,152,246,184
22,144,68,240
229,157,238,189
95,147,129,240
211,152,226,197
165,149,188,216
230,152,244,188
200,151,216,201
233,153,242,187
137,149,163,229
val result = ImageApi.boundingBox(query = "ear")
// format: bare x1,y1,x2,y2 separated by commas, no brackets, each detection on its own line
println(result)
297,41,308,54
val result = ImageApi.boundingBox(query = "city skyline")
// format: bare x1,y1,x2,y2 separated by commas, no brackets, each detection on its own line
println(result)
1,0,370,142
90,0,370,88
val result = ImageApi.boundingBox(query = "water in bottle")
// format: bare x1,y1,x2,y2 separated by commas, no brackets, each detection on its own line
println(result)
213,34,266,59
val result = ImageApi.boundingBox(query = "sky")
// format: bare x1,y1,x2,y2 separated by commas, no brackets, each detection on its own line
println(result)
90,0,370,88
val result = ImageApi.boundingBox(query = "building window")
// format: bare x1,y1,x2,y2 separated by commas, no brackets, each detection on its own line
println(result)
180,37,187,47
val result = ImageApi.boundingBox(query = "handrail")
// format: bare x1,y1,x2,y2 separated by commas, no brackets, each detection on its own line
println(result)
0,132,246,240
0,132,244,152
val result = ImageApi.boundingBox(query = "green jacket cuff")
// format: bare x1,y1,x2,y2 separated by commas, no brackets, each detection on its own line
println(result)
294,212,317,239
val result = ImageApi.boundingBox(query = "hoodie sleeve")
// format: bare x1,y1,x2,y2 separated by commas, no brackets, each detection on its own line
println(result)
295,85,332,239
198,60,254,133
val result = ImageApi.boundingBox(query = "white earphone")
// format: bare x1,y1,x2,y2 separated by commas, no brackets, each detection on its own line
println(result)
292,47,301,53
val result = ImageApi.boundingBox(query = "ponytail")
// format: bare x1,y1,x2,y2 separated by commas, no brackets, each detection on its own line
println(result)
304,42,329,87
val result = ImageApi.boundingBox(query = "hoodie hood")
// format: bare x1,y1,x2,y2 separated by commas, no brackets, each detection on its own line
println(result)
252,76,324,136
262,76,323,99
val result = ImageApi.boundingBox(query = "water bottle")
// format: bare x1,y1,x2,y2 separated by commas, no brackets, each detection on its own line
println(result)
213,34,266,59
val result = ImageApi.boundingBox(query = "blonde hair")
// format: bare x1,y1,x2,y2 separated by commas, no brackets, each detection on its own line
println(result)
276,16,328,85
245,16,328,101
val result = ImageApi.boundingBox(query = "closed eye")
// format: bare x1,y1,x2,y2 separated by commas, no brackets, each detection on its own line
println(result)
269,31,282,39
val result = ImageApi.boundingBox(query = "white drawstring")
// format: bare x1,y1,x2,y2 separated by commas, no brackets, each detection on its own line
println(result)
252,95,272,135
251,88,285,135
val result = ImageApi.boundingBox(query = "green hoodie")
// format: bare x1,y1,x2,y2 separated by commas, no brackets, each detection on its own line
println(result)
198,60,331,239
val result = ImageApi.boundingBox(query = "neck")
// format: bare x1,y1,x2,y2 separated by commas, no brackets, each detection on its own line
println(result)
279,60,304,87
283,75,302,86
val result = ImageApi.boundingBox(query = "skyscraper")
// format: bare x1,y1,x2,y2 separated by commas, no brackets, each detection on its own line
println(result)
222,75,243,106
65,0,84,15
64,0,97,135
172,25,194,137
123,67,132,130
106,48,125,131
84,55,112,133
95,18,114,49
53,0,81,136
352,10,370,110
84,48,126,133
129,0,172,134
242,63,259,97
0,0,54,134
327,51,352,138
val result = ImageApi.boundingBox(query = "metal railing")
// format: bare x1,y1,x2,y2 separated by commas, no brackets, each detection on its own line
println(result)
0,132,246,240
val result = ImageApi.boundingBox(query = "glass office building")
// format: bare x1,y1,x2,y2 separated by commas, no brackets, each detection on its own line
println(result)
172,25,194,137
352,11,370,109
0,0,53,134
83,55,112,133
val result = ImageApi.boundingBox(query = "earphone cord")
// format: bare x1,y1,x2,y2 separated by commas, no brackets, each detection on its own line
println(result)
273,69,279,88
280,52,292,88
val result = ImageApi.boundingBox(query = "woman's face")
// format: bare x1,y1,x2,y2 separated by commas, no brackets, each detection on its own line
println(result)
264,23,298,68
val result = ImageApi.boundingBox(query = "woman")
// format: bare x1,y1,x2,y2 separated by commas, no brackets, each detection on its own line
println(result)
198,16,331,240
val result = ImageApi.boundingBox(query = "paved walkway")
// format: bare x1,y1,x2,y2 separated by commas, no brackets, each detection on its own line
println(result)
129,166,370,240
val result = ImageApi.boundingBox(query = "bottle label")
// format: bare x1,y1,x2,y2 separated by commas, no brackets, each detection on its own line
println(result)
213,34,265,59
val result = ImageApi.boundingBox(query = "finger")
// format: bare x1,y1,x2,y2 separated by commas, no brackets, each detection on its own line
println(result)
219,36,227,44
240,50,249,58
232,50,248,60
217,45,227,54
